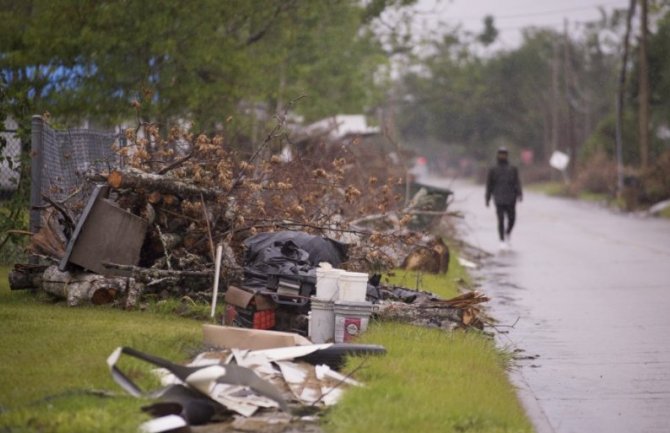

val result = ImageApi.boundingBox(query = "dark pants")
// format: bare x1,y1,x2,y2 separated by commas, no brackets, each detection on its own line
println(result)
495,204,516,241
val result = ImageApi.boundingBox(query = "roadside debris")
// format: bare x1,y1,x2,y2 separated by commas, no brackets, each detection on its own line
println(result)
9,124,492,432
376,288,490,331
11,126,456,310
41,264,138,307
108,325,386,431
457,257,478,270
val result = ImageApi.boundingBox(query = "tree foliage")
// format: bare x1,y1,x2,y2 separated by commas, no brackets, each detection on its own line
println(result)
0,0,407,131
396,5,670,171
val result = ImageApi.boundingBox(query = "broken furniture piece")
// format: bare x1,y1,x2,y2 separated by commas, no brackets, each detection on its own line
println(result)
59,184,148,275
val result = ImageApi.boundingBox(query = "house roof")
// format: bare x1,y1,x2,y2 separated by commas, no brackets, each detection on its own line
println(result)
303,115,379,140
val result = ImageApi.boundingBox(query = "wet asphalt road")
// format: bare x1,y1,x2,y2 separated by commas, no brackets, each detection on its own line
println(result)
427,178,670,433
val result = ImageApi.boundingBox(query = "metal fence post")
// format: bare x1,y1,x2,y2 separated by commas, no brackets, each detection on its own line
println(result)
30,115,44,234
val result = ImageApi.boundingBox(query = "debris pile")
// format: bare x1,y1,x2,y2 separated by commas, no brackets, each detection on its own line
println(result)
376,289,490,331
108,325,386,432
12,124,455,312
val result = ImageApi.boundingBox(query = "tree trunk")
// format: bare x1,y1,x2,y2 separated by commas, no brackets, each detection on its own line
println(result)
90,168,219,199
638,0,650,169
8,264,47,290
41,265,135,306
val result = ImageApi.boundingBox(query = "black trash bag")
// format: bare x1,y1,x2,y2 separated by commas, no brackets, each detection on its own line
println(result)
243,239,315,289
244,231,347,268
243,231,348,290
248,239,312,276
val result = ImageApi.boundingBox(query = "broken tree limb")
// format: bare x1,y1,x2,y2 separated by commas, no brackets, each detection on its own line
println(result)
200,193,216,261
41,194,75,230
376,302,464,328
41,265,134,306
89,168,220,199
101,262,216,281
157,151,194,175
101,260,243,294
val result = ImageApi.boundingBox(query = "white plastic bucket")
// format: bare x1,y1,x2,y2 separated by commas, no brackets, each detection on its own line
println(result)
337,271,368,302
308,298,335,343
316,266,344,301
333,301,373,343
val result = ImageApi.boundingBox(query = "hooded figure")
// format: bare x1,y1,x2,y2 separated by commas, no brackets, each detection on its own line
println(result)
485,147,523,248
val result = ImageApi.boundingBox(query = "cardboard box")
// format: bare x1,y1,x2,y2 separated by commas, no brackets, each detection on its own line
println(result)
203,324,311,350
224,286,275,311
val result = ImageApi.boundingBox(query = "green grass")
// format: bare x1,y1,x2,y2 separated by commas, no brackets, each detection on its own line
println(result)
326,324,532,433
526,181,568,197
577,191,610,204
658,206,670,219
383,248,471,299
325,251,532,433
529,182,622,208
0,266,203,433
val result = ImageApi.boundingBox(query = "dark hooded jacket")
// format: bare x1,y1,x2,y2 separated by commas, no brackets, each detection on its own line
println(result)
486,161,522,206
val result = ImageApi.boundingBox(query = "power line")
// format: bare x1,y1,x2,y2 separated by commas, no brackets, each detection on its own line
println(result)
495,20,590,32
450,1,628,21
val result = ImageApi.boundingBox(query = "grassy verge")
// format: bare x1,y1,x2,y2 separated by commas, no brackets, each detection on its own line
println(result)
528,181,621,207
0,266,203,433
577,190,610,204
526,181,568,197
383,248,471,298
326,324,531,433
325,250,532,433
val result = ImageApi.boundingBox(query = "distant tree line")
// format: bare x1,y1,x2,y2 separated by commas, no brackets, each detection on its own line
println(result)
396,1,670,177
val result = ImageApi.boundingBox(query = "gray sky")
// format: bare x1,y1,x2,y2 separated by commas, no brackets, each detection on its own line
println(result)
412,0,630,49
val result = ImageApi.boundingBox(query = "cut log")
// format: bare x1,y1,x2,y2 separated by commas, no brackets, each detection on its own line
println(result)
102,262,215,281
124,281,145,309
94,168,219,199
101,262,242,292
41,265,135,306
9,264,47,290
376,301,484,330
402,238,450,274
147,191,162,204
376,302,463,327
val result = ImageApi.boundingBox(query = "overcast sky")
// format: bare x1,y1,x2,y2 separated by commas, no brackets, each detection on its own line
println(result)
411,0,631,49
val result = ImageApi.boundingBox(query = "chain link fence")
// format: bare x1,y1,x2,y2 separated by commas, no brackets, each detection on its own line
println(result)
30,116,124,233
0,129,21,200
0,127,25,264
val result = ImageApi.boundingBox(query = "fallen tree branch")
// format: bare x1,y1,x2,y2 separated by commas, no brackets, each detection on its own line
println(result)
102,262,218,280
89,168,220,199
157,151,194,175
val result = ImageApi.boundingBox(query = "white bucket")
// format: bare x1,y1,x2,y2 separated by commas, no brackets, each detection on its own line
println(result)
333,301,373,343
316,265,344,301
308,298,335,343
337,271,368,302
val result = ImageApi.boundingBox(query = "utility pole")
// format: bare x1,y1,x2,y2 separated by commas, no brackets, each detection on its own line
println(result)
638,0,650,169
551,36,560,155
615,0,636,191
563,19,576,177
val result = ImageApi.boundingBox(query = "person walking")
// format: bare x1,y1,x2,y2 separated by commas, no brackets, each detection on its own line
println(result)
485,147,523,249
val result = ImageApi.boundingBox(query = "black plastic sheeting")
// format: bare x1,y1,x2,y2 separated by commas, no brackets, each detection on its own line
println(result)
243,231,348,290
295,343,387,370
244,231,348,268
